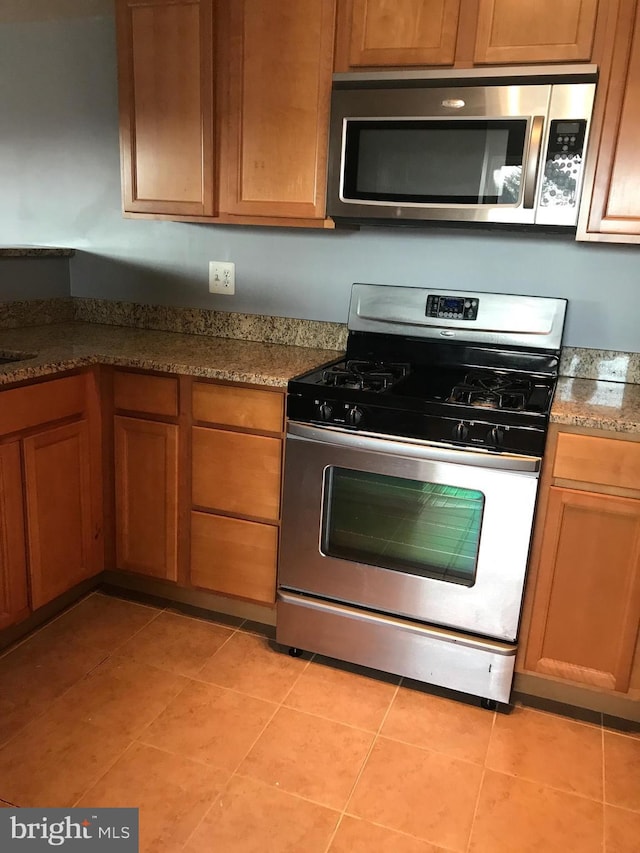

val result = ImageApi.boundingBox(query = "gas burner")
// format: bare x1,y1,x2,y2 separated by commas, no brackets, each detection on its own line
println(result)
449,372,532,411
322,360,409,392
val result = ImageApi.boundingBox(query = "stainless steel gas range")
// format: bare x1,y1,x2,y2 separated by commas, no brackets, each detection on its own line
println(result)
277,284,567,707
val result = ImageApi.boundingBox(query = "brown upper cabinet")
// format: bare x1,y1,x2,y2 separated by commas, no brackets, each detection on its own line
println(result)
474,0,599,64
115,0,215,216
335,0,602,69
579,0,640,242
336,0,461,68
216,0,336,224
115,0,336,226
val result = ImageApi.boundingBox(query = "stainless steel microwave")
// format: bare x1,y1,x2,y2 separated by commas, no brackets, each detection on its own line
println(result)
327,65,597,229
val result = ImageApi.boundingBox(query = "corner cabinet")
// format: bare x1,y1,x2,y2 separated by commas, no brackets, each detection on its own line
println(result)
579,0,640,242
0,373,103,630
0,443,29,630
334,0,602,70
216,0,336,225
115,0,215,216
521,428,640,698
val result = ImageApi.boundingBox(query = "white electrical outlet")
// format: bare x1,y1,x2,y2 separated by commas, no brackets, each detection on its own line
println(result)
209,261,235,295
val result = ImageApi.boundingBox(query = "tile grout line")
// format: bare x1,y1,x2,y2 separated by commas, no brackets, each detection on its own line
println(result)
0,603,170,786
321,678,404,853
0,590,101,662
178,651,312,852
465,709,497,853
602,722,606,853
70,740,140,809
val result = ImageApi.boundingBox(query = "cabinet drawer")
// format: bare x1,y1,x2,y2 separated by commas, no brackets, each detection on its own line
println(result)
0,374,86,437
554,433,640,491
113,371,178,417
190,511,278,604
192,382,283,433
192,427,282,521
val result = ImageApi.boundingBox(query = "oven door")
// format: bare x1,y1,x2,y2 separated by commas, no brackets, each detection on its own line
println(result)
278,422,541,642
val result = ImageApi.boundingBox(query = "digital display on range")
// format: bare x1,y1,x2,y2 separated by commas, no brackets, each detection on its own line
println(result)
426,294,479,320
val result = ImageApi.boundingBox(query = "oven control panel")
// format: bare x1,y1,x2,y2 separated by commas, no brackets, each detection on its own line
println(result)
287,394,546,456
426,295,478,321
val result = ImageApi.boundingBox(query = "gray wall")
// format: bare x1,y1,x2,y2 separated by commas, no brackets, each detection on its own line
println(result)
0,258,70,301
0,8,639,351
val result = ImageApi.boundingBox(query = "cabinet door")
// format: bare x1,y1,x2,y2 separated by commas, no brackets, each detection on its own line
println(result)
525,487,640,692
474,0,599,64
192,427,282,522
0,442,29,630
580,0,640,241
191,511,278,604
336,0,460,68
23,421,98,611
115,0,215,216
114,416,179,581
217,0,335,220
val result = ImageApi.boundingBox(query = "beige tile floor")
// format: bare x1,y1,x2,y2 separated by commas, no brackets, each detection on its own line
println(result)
0,591,638,852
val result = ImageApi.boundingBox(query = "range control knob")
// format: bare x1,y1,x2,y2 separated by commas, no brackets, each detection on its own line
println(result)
348,406,364,426
453,421,468,442
488,426,504,446
318,402,333,421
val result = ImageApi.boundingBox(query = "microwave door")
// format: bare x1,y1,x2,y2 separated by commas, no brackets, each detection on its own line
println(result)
337,117,537,225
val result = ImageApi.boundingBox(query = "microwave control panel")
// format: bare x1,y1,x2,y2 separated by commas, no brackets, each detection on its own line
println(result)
426,295,479,321
541,119,588,209
546,119,588,158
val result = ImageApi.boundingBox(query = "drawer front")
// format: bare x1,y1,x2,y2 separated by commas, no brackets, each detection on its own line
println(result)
0,374,86,437
193,382,284,433
114,371,179,417
192,427,282,521
190,511,278,604
554,433,640,492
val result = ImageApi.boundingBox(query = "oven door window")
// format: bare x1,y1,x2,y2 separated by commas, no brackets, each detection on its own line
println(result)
342,119,527,206
321,467,485,586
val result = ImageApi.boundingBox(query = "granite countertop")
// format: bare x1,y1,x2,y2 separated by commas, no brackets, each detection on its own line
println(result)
0,247,75,257
551,376,640,434
1,321,639,433
0,322,342,388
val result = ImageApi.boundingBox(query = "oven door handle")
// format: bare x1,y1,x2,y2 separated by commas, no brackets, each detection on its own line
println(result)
286,421,541,474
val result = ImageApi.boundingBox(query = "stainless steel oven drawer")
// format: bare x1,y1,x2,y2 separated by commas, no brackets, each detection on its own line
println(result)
277,590,516,704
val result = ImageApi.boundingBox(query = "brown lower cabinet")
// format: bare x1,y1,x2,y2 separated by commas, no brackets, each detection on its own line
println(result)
522,427,640,700
189,380,284,604
190,511,278,605
114,416,179,581
0,442,29,630
24,420,97,610
0,372,102,631
109,372,284,607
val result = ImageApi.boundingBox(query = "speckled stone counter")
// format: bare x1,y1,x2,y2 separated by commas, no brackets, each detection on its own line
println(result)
551,377,640,434
0,247,75,257
560,347,640,384
0,323,342,388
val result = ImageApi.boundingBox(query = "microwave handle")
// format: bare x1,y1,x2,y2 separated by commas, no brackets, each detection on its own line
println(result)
523,116,545,209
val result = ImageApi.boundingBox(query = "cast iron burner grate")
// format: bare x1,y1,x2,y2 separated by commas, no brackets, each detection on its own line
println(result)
321,360,410,392
448,371,533,411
